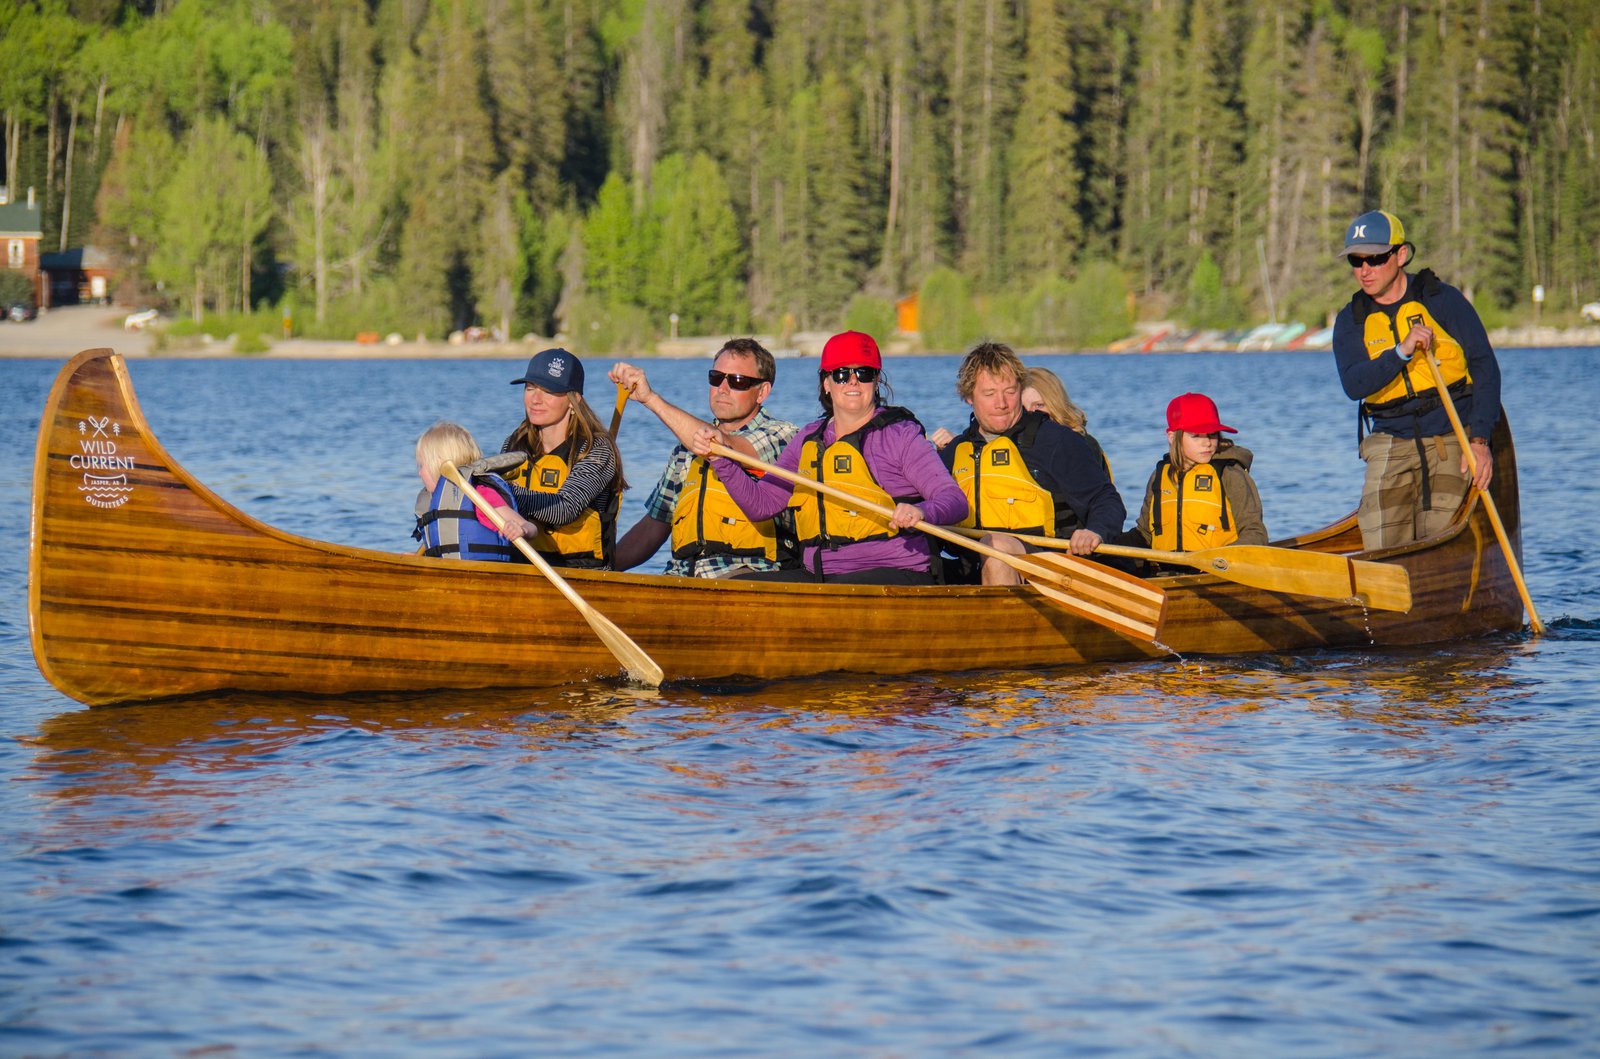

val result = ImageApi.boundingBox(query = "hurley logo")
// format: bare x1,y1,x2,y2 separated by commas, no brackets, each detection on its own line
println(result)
1353,224,1367,239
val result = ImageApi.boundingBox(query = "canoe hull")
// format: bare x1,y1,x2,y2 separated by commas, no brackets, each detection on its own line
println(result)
29,351,1525,706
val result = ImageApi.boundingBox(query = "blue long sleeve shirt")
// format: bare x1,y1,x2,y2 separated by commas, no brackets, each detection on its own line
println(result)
1331,272,1503,441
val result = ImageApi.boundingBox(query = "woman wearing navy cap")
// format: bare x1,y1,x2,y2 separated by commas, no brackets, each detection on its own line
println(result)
689,331,967,584
495,348,626,570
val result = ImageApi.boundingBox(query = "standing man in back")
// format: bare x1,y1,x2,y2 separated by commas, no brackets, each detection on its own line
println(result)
610,339,799,577
1332,210,1502,550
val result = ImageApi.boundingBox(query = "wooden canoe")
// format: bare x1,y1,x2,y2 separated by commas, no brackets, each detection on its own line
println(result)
29,350,1527,707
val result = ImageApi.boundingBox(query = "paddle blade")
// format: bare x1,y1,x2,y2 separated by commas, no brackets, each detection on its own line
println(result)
440,461,664,686
582,608,666,687
1183,545,1412,613
1350,560,1412,613
1017,553,1167,643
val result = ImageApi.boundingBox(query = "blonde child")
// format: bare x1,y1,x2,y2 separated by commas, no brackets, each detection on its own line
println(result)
1129,393,1267,552
413,421,517,562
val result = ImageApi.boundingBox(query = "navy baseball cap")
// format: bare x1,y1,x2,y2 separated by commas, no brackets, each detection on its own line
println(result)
510,348,585,394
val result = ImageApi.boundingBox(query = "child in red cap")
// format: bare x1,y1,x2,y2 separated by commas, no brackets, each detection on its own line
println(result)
1125,392,1267,554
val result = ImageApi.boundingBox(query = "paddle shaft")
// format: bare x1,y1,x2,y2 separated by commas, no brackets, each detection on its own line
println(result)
708,443,1042,569
438,462,664,685
608,381,628,437
941,524,1409,611
705,442,1164,639
1420,351,1544,634
941,525,1192,567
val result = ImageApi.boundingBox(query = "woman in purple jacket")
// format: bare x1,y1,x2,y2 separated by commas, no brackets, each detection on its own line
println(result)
690,331,967,584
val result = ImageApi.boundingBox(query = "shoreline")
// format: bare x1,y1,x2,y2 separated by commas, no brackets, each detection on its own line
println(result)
4,304,1597,360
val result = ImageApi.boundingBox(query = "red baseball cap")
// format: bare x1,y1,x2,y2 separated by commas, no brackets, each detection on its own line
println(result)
1166,392,1236,434
819,331,882,372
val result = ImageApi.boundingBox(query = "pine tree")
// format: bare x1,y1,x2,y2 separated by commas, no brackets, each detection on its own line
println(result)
1067,0,1134,260
582,170,645,308
1238,1,1357,321
394,0,495,332
1176,0,1245,282
148,116,271,319
642,152,747,331
477,171,529,340
483,0,566,208
1538,2,1600,311
1381,0,1521,306
1120,0,1185,296
949,0,1020,288
1007,0,1081,283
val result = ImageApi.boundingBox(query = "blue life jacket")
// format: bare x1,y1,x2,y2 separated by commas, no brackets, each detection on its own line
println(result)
414,473,517,562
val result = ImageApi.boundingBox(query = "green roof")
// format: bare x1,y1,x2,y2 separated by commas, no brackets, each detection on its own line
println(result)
0,194,43,237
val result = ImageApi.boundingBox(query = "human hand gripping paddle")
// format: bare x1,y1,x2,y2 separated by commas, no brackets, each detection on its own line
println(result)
705,442,1167,643
1419,349,1545,634
439,461,664,686
939,528,1411,612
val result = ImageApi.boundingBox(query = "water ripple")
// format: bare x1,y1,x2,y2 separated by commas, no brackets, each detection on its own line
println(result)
5,353,1600,1055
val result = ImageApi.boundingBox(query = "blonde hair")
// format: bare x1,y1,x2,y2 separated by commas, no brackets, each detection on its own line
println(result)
1022,366,1089,435
955,340,1027,400
416,421,483,476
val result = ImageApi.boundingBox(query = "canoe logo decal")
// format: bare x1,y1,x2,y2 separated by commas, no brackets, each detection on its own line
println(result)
72,416,136,508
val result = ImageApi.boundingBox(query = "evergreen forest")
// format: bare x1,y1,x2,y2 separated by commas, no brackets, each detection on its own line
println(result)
3,0,1597,351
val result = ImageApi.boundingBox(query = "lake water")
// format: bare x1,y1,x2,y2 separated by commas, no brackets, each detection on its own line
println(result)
3,348,1597,1056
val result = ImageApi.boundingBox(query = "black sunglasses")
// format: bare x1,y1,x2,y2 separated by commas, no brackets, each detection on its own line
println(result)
707,370,769,391
1347,248,1397,269
823,366,881,384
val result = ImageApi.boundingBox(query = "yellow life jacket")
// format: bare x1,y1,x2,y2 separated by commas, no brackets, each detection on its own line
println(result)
948,421,1057,537
1358,272,1472,410
501,441,613,563
671,455,780,562
1146,458,1237,552
791,408,922,549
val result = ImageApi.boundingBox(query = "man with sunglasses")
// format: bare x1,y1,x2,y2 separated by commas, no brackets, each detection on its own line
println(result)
1332,210,1502,550
609,339,799,577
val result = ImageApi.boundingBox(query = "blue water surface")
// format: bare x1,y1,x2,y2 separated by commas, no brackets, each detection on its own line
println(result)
1,347,1597,1057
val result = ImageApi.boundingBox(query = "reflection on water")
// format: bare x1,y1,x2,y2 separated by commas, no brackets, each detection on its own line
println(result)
27,643,1533,806
12,639,1594,1055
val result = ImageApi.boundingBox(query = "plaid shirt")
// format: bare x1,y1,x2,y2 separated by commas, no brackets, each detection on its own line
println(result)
644,406,798,577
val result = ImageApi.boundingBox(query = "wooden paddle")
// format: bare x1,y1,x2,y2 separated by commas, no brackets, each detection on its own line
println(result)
439,461,664,686
1421,351,1545,634
608,381,628,437
706,442,1166,642
942,527,1411,612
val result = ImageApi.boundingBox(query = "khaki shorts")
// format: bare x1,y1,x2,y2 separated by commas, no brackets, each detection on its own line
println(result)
1357,432,1470,550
